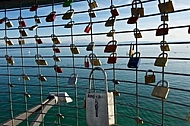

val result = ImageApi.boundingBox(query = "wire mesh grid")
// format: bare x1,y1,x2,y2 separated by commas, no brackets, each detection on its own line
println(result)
0,0,190,126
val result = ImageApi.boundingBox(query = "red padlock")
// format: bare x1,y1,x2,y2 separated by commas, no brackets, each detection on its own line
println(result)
53,45,61,53
107,52,117,64
46,11,56,22
30,5,38,11
0,17,6,24
156,23,169,36
84,23,91,33
127,15,139,24
110,5,119,17
54,65,63,73
188,26,190,34
104,40,117,53
35,35,43,44
18,17,26,27
84,55,89,68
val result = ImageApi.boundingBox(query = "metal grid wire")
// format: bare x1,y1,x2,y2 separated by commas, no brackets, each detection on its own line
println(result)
0,0,190,126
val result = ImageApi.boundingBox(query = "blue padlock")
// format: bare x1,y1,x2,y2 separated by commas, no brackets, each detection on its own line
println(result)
127,52,141,68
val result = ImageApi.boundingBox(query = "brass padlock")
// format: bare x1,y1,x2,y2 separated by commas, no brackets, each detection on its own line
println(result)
133,28,142,38
144,69,155,84
70,44,80,54
160,41,170,51
129,43,135,57
86,42,95,51
88,9,96,18
35,54,48,65
62,9,74,20
158,0,174,13
186,112,190,122
106,29,115,37
5,18,14,28
5,55,15,65
37,74,47,81
89,53,102,66
154,53,168,67
131,0,144,17
4,37,14,46
151,80,170,99
53,55,61,62
88,0,98,9
51,34,61,44
18,37,25,45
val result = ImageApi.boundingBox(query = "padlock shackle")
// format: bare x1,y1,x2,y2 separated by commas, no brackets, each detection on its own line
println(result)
70,73,78,78
107,40,117,46
35,54,44,60
110,5,116,10
158,0,172,4
85,55,89,61
110,52,117,57
89,53,98,60
158,52,168,58
160,40,168,45
132,0,143,8
133,28,141,33
132,52,140,57
146,69,154,76
158,23,168,29
156,80,169,87
130,43,135,50
88,67,108,93
70,44,77,48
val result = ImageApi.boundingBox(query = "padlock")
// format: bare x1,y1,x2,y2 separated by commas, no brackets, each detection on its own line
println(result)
68,73,78,85
62,9,74,20
64,21,74,28
105,16,116,27
104,40,117,53
135,116,144,124
5,18,14,28
37,74,47,81
151,80,170,99
18,37,25,45
82,98,86,108
156,23,169,36
25,92,31,98
54,65,63,73
35,54,48,65
5,55,15,65
18,16,26,27
53,55,61,62
34,15,41,24
158,0,174,13
22,74,30,81
89,53,102,66
106,29,115,37
131,0,144,17
160,41,170,51
35,35,43,44
107,52,117,64
86,42,95,51
51,34,61,44
88,9,96,18
84,55,90,68
127,14,139,24
4,37,14,46
113,90,120,96
127,52,141,68
154,53,168,67
110,5,119,17
84,23,91,33
70,44,80,54
188,26,190,34
19,26,28,36
29,24,38,31
186,112,190,122
129,43,135,57
144,69,155,84
53,45,61,53
62,0,73,7
30,4,38,11
0,17,6,24
86,67,115,126
133,28,142,38
88,0,98,9
161,13,169,21
46,11,56,22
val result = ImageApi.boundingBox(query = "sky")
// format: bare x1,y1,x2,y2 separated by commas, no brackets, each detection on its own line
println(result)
0,0,190,45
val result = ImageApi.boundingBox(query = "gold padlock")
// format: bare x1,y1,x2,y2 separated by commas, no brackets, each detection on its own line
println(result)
89,53,102,66
106,29,115,37
131,0,144,17
88,0,98,9
4,37,14,46
158,0,174,13
151,80,170,99
51,34,61,44
70,44,80,54
35,54,48,65
133,28,142,38
154,53,168,67
5,55,15,65
145,69,155,84
18,37,25,45
129,43,135,57
160,41,170,51
6,18,14,28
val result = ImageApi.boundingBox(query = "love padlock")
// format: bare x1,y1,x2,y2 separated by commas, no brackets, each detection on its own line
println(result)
62,0,73,7
4,37,14,46
53,55,61,62
30,4,38,11
84,23,91,33
68,73,78,85
18,17,26,27
131,0,144,17
106,29,115,37
158,0,174,13
154,53,168,67
107,52,117,64
156,23,169,36
64,21,74,28
5,18,14,28
18,37,25,45
5,55,15,65
37,74,47,81
86,42,95,51
29,24,38,31
51,34,61,44
104,40,117,53
70,44,80,54
105,16,116,27
89,53,102,66
127,52,141,68
84,55,90,68
160,41,170,51
34,15,41,24
151,80,170,99
53,45,61,53
133,28,142,38
46,11,56,22
35,35,43,44
88,9,96,18
35,54,48,65
54,65,63,73
88,0,98,9
127,14,139,24
0,17,6,24
110,5,119,17
129,43,135,57
144,69,155,84
62,9,74,20
19,26,28,36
